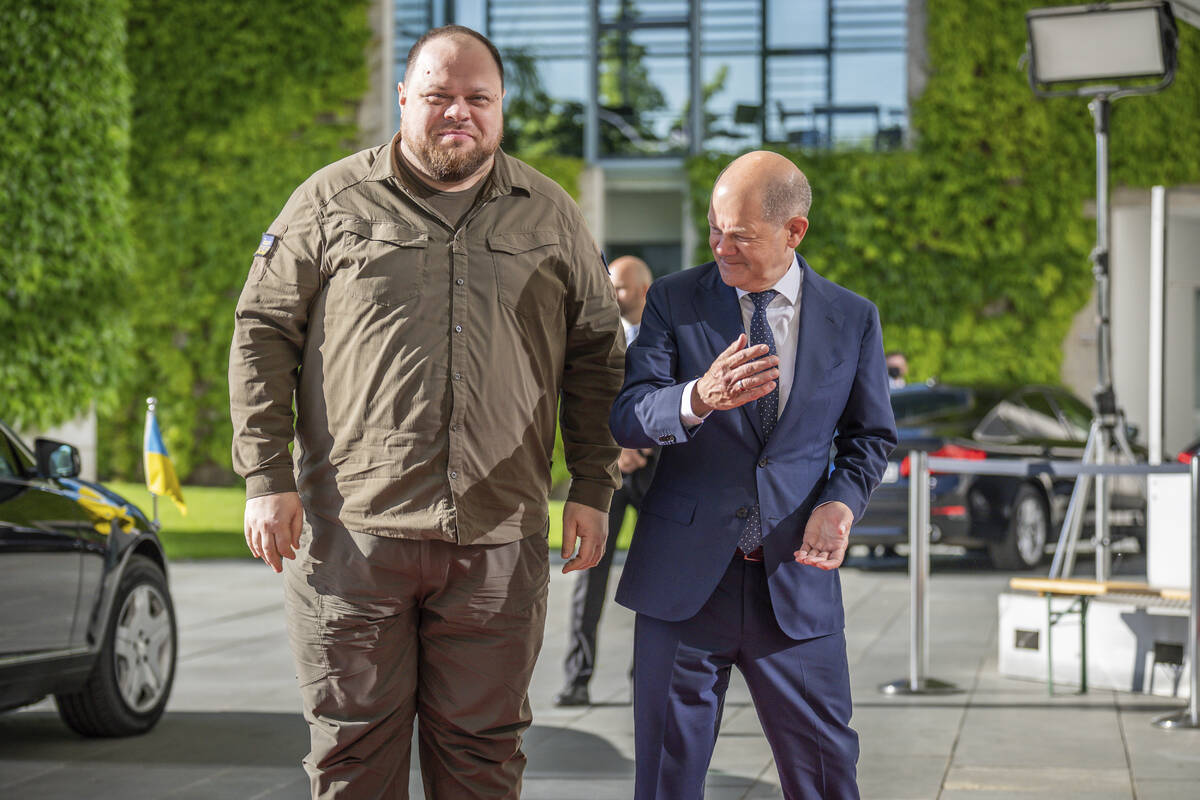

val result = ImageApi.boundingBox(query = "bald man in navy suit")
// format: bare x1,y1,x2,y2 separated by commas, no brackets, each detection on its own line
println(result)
610,151,897,799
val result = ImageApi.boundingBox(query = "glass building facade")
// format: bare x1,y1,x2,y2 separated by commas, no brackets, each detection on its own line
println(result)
394,0,909,161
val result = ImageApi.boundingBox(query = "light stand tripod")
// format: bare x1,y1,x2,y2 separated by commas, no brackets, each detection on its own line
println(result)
1025,2,1178,580
1049,95,1140,582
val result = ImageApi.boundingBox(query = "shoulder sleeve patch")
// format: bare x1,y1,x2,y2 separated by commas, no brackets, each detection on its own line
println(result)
254,233,277,258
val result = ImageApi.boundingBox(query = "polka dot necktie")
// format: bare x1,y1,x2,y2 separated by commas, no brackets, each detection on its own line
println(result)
738,289,778,554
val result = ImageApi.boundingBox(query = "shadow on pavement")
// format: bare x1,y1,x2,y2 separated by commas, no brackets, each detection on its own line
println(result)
0,711,307,768
0,711,644,794
524,724,635,776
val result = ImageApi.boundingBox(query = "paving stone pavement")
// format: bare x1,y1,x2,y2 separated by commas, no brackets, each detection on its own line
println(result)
1,549,1197,799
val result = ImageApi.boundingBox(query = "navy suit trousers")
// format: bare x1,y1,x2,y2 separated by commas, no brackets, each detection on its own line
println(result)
632,557,860,800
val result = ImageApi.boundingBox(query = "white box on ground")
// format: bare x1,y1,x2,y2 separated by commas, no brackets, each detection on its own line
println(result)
1147,472,1192,590
998,592,1190,698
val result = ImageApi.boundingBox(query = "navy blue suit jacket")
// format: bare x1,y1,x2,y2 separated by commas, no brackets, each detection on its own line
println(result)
611,257,897,640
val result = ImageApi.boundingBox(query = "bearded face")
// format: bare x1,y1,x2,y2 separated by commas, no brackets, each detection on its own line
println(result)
399,35,504,186
406,117,502,184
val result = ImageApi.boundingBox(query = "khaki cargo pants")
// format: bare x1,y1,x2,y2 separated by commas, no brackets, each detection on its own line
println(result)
283,519,550,799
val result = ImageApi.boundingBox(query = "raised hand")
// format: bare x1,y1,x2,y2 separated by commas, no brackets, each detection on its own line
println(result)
691,334,780,416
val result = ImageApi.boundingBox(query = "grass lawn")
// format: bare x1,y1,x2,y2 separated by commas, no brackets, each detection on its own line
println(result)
108,482,248,560
108,482,636,560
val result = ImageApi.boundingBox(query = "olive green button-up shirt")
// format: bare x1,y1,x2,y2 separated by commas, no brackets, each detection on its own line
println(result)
229,138,624,545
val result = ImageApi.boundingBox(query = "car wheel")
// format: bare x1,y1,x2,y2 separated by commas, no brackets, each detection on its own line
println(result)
55,554,176,736
987,485,1049,571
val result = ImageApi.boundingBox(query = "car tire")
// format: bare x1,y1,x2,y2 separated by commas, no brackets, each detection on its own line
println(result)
987,485,1049,571
55,554,176,737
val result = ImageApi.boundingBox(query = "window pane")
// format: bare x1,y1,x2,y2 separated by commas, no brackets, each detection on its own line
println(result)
0,424,33,474
461,0,912,157
767,0,827,49
831,51,906,147
701,55,761,153
765,55,828,145
600,0,690,22
702,0,759,55
1002,392,1071,440
1048,389,1093,441
0,439,15,478
490,0,589,156
890,388,972,424
598,26,690,155
976,406,1017,440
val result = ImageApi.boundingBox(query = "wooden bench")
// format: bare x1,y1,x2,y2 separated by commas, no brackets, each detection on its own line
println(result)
1008,577,1190,695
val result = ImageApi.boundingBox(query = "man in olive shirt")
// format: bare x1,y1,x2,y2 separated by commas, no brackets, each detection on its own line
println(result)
229,25,624,799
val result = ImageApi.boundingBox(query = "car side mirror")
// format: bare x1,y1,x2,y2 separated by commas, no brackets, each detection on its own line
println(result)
35,438,81,479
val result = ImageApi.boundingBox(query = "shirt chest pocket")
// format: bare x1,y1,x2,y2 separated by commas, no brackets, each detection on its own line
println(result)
338,219,429,306
487,230,564,317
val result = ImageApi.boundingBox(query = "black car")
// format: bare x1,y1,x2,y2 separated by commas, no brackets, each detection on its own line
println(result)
854,383,1145,569
0,421,176,736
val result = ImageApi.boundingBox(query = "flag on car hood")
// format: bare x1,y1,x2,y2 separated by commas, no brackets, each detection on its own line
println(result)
144,405,187,515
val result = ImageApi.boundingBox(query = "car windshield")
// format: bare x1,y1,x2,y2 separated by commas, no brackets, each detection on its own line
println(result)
0,421,35,474
0,440,15,478
890,387,973,424
1048,389,1093,439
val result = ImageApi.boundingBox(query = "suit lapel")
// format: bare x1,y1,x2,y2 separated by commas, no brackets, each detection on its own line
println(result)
773,259,843,442
694,266,764,444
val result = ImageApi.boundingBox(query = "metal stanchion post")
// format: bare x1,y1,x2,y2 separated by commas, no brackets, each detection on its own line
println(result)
880,450,959,696
1153,454,1200,729
912,449,928,689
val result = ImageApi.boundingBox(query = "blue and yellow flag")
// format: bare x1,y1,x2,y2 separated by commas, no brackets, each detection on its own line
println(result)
144,405,187,515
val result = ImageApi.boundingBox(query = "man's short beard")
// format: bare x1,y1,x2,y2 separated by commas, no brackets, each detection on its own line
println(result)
412,134,500,184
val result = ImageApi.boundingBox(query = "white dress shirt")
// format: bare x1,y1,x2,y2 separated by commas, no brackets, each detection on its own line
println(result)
681,254,804,427
621,318,640,347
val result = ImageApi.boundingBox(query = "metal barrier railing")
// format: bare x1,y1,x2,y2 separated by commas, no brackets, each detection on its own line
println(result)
877,453,1198,730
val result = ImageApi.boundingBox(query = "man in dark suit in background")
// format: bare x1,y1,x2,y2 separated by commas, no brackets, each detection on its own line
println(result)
610,151,897,799
557,256,658,707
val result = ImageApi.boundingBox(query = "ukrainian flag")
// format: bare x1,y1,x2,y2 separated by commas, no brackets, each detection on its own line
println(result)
144,403,187,515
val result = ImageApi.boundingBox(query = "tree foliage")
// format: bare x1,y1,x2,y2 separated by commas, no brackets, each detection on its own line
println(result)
0,0,134,429
689,0,1200,386
100,0,370,481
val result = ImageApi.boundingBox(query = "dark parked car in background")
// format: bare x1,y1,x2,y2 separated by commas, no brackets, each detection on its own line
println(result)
854,383,1145,569
0,420,176,736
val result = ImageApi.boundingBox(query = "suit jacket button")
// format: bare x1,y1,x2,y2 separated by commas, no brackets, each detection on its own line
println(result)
735,506,749,519
758,457,769,468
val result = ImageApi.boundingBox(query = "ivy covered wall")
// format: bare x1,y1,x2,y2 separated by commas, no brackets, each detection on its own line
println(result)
0,1,134,429
100,0,371,480
688,0,1200,387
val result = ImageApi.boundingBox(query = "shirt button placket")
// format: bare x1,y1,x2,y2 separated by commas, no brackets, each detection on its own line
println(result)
447,234,470,538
